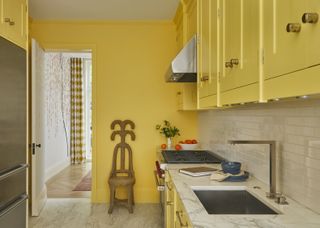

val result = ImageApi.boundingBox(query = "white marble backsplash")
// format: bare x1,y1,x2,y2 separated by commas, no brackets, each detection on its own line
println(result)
198,98,320,214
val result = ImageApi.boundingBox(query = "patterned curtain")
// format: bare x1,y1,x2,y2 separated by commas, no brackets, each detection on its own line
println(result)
70,58,86,164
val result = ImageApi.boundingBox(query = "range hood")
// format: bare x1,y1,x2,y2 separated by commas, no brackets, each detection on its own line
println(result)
165,35,197,82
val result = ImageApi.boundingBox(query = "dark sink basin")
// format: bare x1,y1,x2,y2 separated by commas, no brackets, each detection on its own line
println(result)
193,190,278,214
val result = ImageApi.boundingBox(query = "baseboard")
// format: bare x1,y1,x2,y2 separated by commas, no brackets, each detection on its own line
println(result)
45,159,70,182
31,185,47,216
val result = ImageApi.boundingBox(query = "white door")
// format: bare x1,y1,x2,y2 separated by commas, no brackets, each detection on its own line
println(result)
31,39,47,216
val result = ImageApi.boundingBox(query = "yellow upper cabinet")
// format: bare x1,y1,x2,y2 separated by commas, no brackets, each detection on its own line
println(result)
220,0,261,105
264,0,307,80
263,0,320,100
174,3,184,52
185,0,197,42
306,0,320,67
0,0,27,49
174,0,197,111
197,0,221,109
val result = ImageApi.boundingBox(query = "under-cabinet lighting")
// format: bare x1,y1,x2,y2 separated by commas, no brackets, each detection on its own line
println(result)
296,95,309,99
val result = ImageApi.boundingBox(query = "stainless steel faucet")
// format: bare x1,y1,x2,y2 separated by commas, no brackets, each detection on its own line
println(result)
228,140,277,198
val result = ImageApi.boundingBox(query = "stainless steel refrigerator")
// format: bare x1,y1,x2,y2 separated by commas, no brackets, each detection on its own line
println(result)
0,36,28,227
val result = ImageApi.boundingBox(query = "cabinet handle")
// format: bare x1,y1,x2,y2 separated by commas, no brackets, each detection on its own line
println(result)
200,75,209,82
165,181,173,191
286,23,301,33
225,61,233,68
176,211,188,228
225,59,239,69
4,18,15,26
230,59,239,66
302,13,319,24
166,201,173,206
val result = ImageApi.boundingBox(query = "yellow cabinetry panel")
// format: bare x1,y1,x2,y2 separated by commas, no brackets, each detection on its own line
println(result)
175,191,193,228
177,84,197,111
199,94,217,109
220,0,260,105
303,0,320,68
165,172,175,228
265,65,320,100
197,0,220,109
264,0,307,80
198,0,210,99
0,0,27,49
174,4,184,52
263,0,320,100
186,0,197,41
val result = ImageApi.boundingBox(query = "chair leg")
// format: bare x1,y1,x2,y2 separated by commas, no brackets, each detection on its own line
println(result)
131,186,135,205
127,185,133,213
108,186,115,214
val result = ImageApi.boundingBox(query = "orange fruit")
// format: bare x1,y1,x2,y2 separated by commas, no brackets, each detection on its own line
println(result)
175,144,182,151
161,144,167,149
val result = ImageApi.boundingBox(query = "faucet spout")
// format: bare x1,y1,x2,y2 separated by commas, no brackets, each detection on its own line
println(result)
228,140,277,198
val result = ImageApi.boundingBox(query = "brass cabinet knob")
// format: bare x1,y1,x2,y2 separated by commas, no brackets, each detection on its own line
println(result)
230,58,239,66
286,23,301,33
302,13,319,24
225,59,239,68
225,61,233,68
4,18,15,26
200,75,209,81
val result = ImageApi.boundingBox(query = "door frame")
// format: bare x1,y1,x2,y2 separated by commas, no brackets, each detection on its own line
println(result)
29,42,98,202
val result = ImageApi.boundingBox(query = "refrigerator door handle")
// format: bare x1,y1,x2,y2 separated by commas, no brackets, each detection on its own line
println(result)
0,194,28,218
0,164,28,182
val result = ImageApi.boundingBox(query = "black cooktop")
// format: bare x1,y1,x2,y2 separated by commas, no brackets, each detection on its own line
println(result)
161,150,224,164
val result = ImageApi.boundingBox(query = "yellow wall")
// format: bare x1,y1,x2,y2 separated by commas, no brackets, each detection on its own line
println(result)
31,20,198,203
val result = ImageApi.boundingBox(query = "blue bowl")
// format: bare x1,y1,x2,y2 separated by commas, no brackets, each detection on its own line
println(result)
221,162,241,175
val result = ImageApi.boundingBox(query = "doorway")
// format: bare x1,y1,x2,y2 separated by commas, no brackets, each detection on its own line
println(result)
31,41,93,216
44,52,93,198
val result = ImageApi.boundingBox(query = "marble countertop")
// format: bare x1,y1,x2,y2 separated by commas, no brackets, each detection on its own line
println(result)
167,164,320,228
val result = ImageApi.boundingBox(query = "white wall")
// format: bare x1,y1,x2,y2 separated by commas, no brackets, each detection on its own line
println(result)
199,98,320,213
43,53,71,181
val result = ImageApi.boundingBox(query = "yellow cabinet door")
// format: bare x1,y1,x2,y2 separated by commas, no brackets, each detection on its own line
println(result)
221,0,260,92
264,0,307,80
198,0,210,99
198,0,220,109
175,193,192,228
207,0,220,98
0,0,5,35
186,0,197,41
2,0,26,49
165,172,175,228
305,0,320,67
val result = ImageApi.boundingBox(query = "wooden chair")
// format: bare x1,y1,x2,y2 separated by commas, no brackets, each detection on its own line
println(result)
108,120,136,214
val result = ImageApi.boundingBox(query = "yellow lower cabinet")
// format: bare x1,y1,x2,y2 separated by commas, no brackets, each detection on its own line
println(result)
175,192,193,228
165,172,175,228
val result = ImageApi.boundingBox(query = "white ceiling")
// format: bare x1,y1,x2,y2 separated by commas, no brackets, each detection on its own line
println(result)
29,0,180,20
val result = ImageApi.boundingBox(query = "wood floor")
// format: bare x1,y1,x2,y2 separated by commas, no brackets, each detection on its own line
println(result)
46,162,92,198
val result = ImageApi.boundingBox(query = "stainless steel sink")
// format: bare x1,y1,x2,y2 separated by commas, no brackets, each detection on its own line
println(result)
193,189,278,214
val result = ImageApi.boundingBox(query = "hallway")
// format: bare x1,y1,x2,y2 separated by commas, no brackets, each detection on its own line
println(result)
46,162,91,198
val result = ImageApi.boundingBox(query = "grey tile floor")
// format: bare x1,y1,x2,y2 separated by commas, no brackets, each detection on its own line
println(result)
29,198,163,228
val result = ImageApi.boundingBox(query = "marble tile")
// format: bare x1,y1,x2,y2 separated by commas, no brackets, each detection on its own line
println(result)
166,165,320,228
29,199,162,228
199,99,320,213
